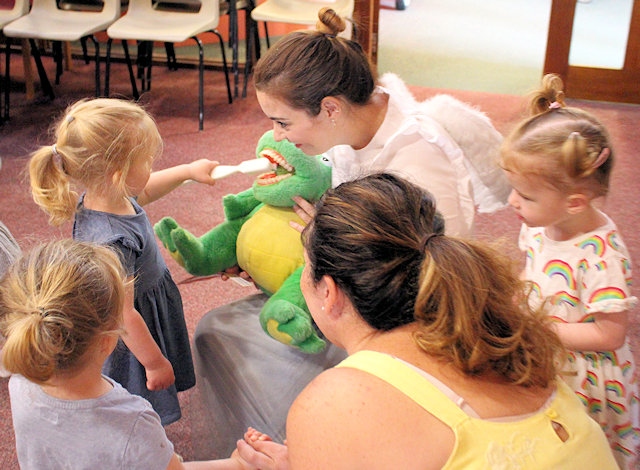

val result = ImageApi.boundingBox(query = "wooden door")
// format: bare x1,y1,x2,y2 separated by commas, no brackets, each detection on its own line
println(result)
544,0,640,103
353,0,379,65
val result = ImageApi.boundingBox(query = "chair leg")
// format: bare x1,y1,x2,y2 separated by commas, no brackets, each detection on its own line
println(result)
85,35,100,97
210,30,232,105
122,41,140,100
105,38,112,96
28,39,55,101
193,36,205,131
52,41,63,85
243,1,260,98
105,39,139,100
228,2,239,98
2,38,10,122
21,39,35,100
164,42,177,71
243,11,253,98
263,22,270,49
136,41,153,92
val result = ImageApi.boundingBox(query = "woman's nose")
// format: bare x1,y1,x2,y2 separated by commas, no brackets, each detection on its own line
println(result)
273,126,285,142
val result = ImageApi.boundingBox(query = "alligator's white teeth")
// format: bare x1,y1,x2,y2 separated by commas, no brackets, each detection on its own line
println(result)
259,149,294,173
257,173,293,186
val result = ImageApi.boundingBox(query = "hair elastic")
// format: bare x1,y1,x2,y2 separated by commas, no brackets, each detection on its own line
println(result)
51,144,64,170
420,232,443,252
592,147,610,169
548,101,562,110
51,144,61,161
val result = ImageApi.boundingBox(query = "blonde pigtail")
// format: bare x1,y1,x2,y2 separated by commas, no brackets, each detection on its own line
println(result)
29,145,78,227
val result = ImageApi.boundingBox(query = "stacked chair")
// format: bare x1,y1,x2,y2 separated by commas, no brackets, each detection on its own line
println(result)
1,0,236,130
1,0,38,121
105,0,232,131
3,0,122,100
251,0,355,47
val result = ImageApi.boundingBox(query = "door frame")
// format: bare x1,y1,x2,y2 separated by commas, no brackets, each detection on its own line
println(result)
354,0,379,65
544,0,640,103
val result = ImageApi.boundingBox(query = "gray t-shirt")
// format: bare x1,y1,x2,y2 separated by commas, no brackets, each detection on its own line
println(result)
0,221,19,277
9,374,174,470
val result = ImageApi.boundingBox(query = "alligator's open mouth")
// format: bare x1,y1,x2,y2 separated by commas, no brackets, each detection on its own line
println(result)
256,148,295,186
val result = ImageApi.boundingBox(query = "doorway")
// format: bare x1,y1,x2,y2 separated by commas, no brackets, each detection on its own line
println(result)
544,0,640,103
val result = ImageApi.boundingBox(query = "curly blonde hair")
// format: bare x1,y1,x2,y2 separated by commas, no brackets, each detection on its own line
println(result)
29,98,162,226
0,239,128,383
500,74,613,197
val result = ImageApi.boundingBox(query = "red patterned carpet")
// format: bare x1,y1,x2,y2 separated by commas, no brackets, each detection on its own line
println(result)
1,51,639,468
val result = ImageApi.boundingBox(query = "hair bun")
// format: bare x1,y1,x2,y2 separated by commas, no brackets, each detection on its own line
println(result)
316,7,346,36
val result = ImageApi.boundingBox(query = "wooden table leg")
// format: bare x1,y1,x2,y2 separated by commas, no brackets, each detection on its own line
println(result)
21,39,34,100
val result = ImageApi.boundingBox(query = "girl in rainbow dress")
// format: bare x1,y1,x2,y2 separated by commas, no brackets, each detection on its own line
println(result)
500,74,639,469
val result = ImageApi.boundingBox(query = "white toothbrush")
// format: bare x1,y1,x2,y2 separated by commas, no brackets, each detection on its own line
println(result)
210,158,276,180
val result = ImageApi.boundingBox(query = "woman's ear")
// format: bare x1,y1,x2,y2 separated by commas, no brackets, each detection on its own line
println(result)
320,96,342,120
321,274,345,318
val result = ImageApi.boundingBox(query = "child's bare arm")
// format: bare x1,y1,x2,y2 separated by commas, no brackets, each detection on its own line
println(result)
137,159,219,206
121,282,174,390
552,310,629,351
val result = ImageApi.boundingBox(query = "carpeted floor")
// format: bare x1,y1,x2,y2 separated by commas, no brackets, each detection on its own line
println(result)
0,48,639,468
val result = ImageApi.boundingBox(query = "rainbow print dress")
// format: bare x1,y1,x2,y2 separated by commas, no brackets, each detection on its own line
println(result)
519,213,639,469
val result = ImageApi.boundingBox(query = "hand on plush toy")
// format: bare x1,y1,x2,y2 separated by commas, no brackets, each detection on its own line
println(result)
290,196,316,233
154,130,332,353
220,265,256,286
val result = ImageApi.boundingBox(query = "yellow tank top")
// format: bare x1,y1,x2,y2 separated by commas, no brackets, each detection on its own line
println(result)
336,350,617,469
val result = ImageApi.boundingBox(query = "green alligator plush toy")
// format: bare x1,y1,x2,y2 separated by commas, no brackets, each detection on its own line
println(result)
154,131,332,353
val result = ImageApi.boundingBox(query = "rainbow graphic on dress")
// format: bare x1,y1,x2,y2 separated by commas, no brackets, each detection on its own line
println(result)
605,380,625,397
577,392,602,413
606,399,627,415
613,442,635,458
577,258,589,273
621,361,634,377
579,313,596,323
577,235,605,256
621,259,632,287
579,351,621,367
606,231,621,251
597,351,620,367
525,247,535,264
621,258,631,276
594,261,607,271
529,281,541,299
543,259,576,289
588,286,626,303
533,232,543,250
551,291,579,308
583,370,599,388
613,422,635,440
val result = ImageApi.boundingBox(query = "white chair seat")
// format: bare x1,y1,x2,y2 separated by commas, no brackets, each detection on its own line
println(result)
3,0,121,107
0,0,29,29
107,11,216,43
104,0,233,130
251,0,353,25
4,0,119,41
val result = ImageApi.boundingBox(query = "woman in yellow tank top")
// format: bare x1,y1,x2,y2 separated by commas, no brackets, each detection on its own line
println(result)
235,173,618,470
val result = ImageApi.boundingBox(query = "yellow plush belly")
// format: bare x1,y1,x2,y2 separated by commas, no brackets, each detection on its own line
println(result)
236,205,304,295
